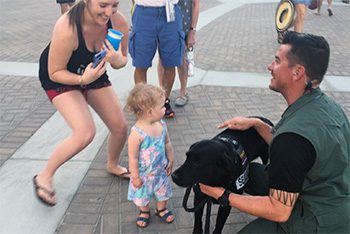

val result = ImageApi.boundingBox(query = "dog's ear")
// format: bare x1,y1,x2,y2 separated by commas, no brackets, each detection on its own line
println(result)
188,140,203,151
217,151,235,174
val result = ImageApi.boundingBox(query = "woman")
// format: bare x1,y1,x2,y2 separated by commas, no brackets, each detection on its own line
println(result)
34,0,129,206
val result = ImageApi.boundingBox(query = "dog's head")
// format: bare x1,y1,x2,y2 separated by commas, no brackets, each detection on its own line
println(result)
171,139,241,188
172,117,273,191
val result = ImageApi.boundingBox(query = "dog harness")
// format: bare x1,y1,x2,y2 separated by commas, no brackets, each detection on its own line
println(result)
217,136,249,191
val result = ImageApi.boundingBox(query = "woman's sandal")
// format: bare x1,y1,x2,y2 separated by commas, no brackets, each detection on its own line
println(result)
155,208,175,224
33,175,56,206
136,210,150,228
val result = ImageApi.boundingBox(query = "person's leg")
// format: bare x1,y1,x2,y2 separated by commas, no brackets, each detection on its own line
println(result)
162,67,176,99
137,205,150,228
87,86,128,176
175,52,189,106
155,200,175,223
35,90,95,204
157,58,165,88
327,0,333,16
159,53,189,107
315,0,323,15
134,67,148,84
158,5,185,116
294,3,307,32
163,66,176,118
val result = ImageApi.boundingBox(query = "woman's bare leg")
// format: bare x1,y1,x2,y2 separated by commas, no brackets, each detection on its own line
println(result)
87,86,128,176
35,90,95,204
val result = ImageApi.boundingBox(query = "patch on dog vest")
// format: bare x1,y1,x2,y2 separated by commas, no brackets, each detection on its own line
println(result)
236,166,249,190
217,135,249,190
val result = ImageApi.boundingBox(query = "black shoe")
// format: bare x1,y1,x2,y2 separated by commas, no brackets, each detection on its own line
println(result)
164,98,175,118
327,8,333,16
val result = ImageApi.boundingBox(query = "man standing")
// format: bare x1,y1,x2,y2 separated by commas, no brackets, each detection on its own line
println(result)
129,0,184,118
200,31,350,233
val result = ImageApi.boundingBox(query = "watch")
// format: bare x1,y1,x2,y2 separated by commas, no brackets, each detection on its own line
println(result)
217,189,231,206
190,27,196,31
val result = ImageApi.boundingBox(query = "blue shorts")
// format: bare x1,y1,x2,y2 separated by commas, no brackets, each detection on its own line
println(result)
292,0,312,5
129,4,185,68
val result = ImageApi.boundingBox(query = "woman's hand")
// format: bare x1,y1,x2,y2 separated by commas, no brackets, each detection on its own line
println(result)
80,60,107,85
199,183,225,200
102,39,127,69
187,30,196,49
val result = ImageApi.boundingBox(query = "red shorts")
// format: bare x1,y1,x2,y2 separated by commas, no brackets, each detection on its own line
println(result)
45,82,111,102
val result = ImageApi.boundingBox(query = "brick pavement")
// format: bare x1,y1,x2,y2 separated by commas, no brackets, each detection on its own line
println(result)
0,0,349,233
195,3,350,75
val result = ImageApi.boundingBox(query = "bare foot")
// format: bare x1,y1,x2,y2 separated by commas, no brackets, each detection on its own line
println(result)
314,12,321,15
107,165,130,179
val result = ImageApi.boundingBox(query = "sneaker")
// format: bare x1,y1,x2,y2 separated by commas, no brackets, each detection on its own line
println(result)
327,8,333,16
175,94,189,107
164,98,175,118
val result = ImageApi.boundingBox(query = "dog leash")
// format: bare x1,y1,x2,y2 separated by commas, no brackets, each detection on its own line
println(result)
182,186,212,233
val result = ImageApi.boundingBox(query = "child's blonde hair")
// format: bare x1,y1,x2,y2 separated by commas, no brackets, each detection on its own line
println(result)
126,83,165,119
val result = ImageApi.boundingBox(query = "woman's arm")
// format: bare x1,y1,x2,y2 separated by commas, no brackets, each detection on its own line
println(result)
107,11,128,69
186,0,200,48
48,15,106,85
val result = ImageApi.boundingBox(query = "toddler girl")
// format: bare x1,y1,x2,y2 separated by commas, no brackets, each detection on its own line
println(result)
126,84,175,228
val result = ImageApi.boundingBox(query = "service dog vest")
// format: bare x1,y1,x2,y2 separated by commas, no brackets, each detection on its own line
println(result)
216,134,249,191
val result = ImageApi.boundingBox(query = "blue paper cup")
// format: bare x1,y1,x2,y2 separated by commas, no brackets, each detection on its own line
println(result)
106,29,124,50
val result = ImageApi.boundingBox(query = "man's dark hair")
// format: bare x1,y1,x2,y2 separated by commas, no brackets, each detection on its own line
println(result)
282,31,330,84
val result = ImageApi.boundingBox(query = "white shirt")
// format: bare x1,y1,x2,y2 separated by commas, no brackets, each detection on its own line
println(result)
136,0,178,7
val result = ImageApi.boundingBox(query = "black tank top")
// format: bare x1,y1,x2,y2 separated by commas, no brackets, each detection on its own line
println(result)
39,20,112,90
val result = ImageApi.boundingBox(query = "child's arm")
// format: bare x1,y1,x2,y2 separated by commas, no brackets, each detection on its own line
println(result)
165,132,174,176
128,130,143,188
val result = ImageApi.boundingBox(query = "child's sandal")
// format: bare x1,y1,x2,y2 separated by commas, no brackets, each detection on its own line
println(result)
136,210,150,228
155,208,175,223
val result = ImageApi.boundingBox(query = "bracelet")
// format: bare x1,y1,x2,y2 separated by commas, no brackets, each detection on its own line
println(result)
79,77,84,86
217,189,231,206
190,27,196,31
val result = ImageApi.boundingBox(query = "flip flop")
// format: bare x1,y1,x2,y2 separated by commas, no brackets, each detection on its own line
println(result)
33,175,56,206
115,167,131,179
155,208,175,224
136,210,150,228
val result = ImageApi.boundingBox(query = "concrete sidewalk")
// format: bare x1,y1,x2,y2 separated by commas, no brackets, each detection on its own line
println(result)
0,0,349,233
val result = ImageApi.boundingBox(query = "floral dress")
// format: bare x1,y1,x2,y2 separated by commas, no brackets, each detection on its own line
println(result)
127,120,173,207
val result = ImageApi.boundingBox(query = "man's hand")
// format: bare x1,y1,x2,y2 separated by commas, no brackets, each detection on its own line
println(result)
217,116,256,130
199,183,225,200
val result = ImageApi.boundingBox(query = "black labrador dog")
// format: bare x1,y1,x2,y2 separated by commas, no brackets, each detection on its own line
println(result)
171,117,273,233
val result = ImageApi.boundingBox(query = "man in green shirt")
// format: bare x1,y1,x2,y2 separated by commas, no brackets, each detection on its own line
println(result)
200,31,350,233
